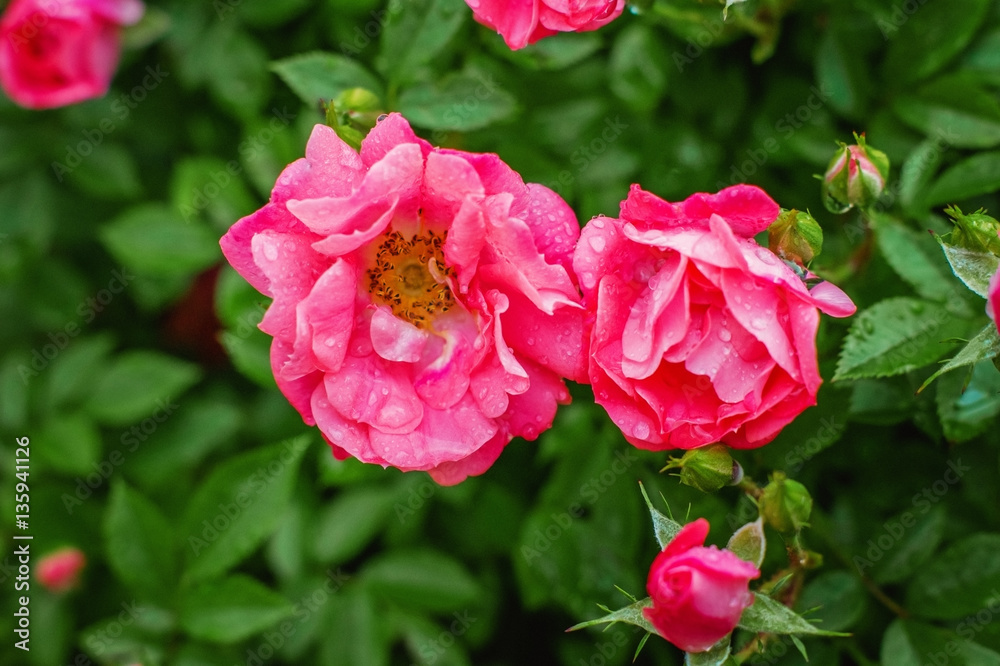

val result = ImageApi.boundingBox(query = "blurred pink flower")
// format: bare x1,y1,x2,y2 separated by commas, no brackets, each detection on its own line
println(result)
37,546,86,592
0,0,144,109
221,113,587,485
988,263,1000,335
573,184,856,451
465,0,624,50
644,519,759,653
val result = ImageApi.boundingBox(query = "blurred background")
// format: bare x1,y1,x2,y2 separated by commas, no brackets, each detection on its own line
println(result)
2,0,1000,664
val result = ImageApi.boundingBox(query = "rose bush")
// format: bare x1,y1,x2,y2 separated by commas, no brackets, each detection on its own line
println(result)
643,518,759,653
463,0,624,50
0,0,144,109
573,184,856,451
221,113,587,485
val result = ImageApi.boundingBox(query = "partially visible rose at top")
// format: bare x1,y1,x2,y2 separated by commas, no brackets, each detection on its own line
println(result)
0,0,144,109
464,0,624,50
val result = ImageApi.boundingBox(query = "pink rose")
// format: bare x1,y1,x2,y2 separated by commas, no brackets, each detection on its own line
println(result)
0,0,144,109
989,264,1000,335
37,546,86,592
465,0,624,50
221,113,587,485
573,184,856,450
643,518,759,653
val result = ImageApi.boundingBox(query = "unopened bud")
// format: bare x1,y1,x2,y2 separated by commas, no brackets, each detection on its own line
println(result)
663,444,741,493
822,133,890,214
37,547,86,593
945,206,1000,257
759,472,812,533
769,209,823,267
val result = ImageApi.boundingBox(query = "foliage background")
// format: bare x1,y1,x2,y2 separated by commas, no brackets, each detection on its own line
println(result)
2,0,1000,664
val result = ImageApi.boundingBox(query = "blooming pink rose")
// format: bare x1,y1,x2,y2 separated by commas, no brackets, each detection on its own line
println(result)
988,264,1000,335
573,184,856,450
37,546,86,592
0,0,144,109
643,518,759,653
465,0,624,50
221,113,587,485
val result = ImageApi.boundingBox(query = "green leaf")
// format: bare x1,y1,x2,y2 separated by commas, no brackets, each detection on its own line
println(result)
937,361,1000,442
361,549,482,613
271,51,384,105
219,328,276,388
514,33,603,71
685,636,731,666
84,351,201,425
34,413,102,476
815,28,870,119
567,597,658,635
182,436,311,582
907,533,1000,619
179,575,294,643
396,73,517,132
100,204,221,278
103,482,177,603
42,334,116,409
639,481,683,548
894,76,1000,149
936,236,1000,298
874,218,956,303
926,151,1000,207
882,0,992,85
738,593,850,637
795,571,866,633
64,142,143,201
727,518,765,568
376,0,467,85
898,137,946,216
834,298,966,381
320,588,390,666
920,324,1000,390
608,24,670,112
869,506,947,585
312,485,396,564
882,619,1000,666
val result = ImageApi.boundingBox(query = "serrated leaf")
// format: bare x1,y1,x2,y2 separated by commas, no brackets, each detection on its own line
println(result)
936,237,1000,298
376,0,466,85
907,533,1000,619
271,51,384,105
103,482,177,603
874,218,955,302
738,593,850,637
870,507,947,585
85,351,201,425
567,597,658,635
894,77,1000,149
639,481,682,548
795,571,866,633
882,619,1000,666
396,73,517,131
179,575,294,643
920,323,1000,390
834,298,965,381
926,151,1000,206
685,636,731,666
182,436,311,582
727,518,765,568
937,361,1000,442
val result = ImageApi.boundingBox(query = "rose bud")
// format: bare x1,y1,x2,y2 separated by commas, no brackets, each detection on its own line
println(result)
821,133,890,213
759,471,812,534
663,444,741,493
37,546,86,593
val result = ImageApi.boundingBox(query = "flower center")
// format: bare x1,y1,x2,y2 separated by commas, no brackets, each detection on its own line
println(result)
367,229,455,328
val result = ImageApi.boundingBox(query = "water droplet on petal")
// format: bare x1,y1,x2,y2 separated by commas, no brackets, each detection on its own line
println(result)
634,422,650,439
262,242,278,262
588,235,606,253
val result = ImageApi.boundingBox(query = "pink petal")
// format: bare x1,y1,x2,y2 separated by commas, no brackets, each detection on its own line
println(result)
370,307,430,363
360,112,431,167
681,184,780,238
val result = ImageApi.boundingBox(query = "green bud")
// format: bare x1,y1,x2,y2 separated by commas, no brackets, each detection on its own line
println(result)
944,206,1000,257
768,209,823,266
662,444,742,493
759,471,812,533
821,133,890,214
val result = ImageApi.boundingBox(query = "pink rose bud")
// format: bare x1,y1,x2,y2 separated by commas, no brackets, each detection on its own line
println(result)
643,518,760,653
821,133,890,214
464,0,624,50
37,547,86,592
572,184,856,451
221,113,588,485
0,0,145,109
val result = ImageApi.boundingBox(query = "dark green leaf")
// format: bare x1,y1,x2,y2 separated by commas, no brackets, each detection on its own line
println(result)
875,217,958,303
907,533,1000,619
84,351,201,426
376,0,466,85
795,571,866,633
100,204,221,278
361,549,481,612
937,361,1000,442
396,73,517,131
103,482,177,602
926,151,1000,207
271,51,384,105
920,324,1000,390
882,619,1000,666
179,575,294,643
739,593,850,637
870,507,947,585
312,485,396,563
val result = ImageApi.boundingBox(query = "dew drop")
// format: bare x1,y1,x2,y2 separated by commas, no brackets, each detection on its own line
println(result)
634,422,651,439
588,235,607,252
262,242,278,262
718,328,732,342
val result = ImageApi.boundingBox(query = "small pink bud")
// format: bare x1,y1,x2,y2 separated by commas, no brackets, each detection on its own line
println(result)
822,133,890,213
37,547,86,593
